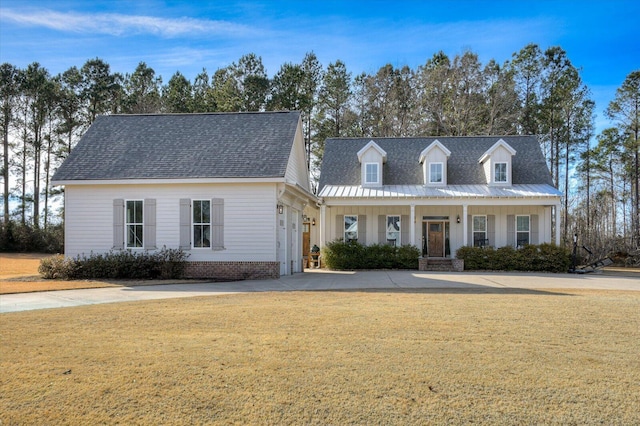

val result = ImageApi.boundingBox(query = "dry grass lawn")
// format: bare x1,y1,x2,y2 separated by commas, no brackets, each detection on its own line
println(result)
1,289,639,424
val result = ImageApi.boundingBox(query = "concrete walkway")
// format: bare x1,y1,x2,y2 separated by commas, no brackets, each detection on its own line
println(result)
1,269,638,313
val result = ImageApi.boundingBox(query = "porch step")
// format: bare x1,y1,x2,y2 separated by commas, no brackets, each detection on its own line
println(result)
418,258,464,272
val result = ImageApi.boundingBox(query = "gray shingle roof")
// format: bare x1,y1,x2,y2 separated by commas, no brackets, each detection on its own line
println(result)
53,111,300,181
318,135,554,191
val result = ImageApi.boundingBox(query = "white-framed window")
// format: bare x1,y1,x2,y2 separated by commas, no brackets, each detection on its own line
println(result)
516,215,530,247
193,199,211,248
125,200,144,248
386,215,400,246
365,163,379,185
473,215,487,247
344,215,358,242
429,162,443,183
495,162,508,183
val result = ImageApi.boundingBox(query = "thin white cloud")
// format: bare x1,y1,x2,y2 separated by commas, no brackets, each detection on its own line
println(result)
0,7,258,38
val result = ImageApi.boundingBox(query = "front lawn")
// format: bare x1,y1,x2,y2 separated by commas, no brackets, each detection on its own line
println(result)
1,289,638,424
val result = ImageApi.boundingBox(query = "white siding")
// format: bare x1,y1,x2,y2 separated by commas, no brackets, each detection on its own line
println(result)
324,205,411,245
64,183,278,262
482,160,491,184
284,121,311,191
464,205,548,249
491,145,512,162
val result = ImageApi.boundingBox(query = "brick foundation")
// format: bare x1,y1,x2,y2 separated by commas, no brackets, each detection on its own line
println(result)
451,259,464,272
183,261,280,280
418,258,464,272
418,257,429,271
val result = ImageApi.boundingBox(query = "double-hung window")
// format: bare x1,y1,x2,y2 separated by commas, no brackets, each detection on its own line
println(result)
429,162,443,183
494,162,507,183
386,215,400,246
125,200,144,248
473,215,487,247
516,215,530,247
365,163,379,185
344,215,358,242
193,200,211,248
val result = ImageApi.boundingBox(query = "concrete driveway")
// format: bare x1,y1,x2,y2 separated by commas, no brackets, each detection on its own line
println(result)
1,269,638,313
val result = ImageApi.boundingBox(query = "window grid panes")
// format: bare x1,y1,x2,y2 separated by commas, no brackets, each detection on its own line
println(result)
126,200,143,248
365,163,378,184
495,163,507,182
344,215,358,242
193,200,211,248
516,215,530,246
386,215,400,246
430,163,443,183
473,215,487,247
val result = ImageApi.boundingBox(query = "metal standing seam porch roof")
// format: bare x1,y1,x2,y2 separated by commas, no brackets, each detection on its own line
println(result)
52,111,301,183
318,184,561,199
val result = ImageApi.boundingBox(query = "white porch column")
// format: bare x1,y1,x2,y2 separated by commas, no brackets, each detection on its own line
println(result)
320,204,327,248
555,203,561,245
462,204,468,246
410,204,416,246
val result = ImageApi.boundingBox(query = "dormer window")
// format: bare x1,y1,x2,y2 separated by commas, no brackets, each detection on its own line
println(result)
357,140,386,187
420,140,450,186
365,163,379,184
429,162,443,183
494,162,507,183
479,139,516,186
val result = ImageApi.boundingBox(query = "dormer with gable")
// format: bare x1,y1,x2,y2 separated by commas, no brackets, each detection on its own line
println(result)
478,139,517,187
357,140,386,187
419,140,451,186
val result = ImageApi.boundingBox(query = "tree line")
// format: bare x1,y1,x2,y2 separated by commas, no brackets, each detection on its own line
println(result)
1,44,638,257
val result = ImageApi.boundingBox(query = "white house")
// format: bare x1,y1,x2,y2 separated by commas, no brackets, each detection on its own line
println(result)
315,136,562,270
52,111,315,279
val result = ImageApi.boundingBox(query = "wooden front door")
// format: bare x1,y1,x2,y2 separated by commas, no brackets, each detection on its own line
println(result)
428,222,444,257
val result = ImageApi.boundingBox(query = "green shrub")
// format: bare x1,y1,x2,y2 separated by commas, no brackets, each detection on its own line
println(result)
396,245,421,269
456,244,570,273
322,240,420,270
38,247,190,280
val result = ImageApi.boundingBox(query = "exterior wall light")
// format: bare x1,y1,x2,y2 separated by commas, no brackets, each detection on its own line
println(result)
278,204,284,214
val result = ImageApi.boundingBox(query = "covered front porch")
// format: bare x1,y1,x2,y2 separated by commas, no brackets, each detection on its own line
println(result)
316,185,562,259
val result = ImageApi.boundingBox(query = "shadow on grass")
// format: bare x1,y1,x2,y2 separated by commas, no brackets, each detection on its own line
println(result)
119,271,574,297
311,287,573,296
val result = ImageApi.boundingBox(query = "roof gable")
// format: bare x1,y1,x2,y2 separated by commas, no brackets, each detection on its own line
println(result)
53,111,301,182
419,139,451,163
357,140,387,162
478,138,517,163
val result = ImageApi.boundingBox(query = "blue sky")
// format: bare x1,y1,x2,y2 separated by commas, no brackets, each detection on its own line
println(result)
1,0,639,134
